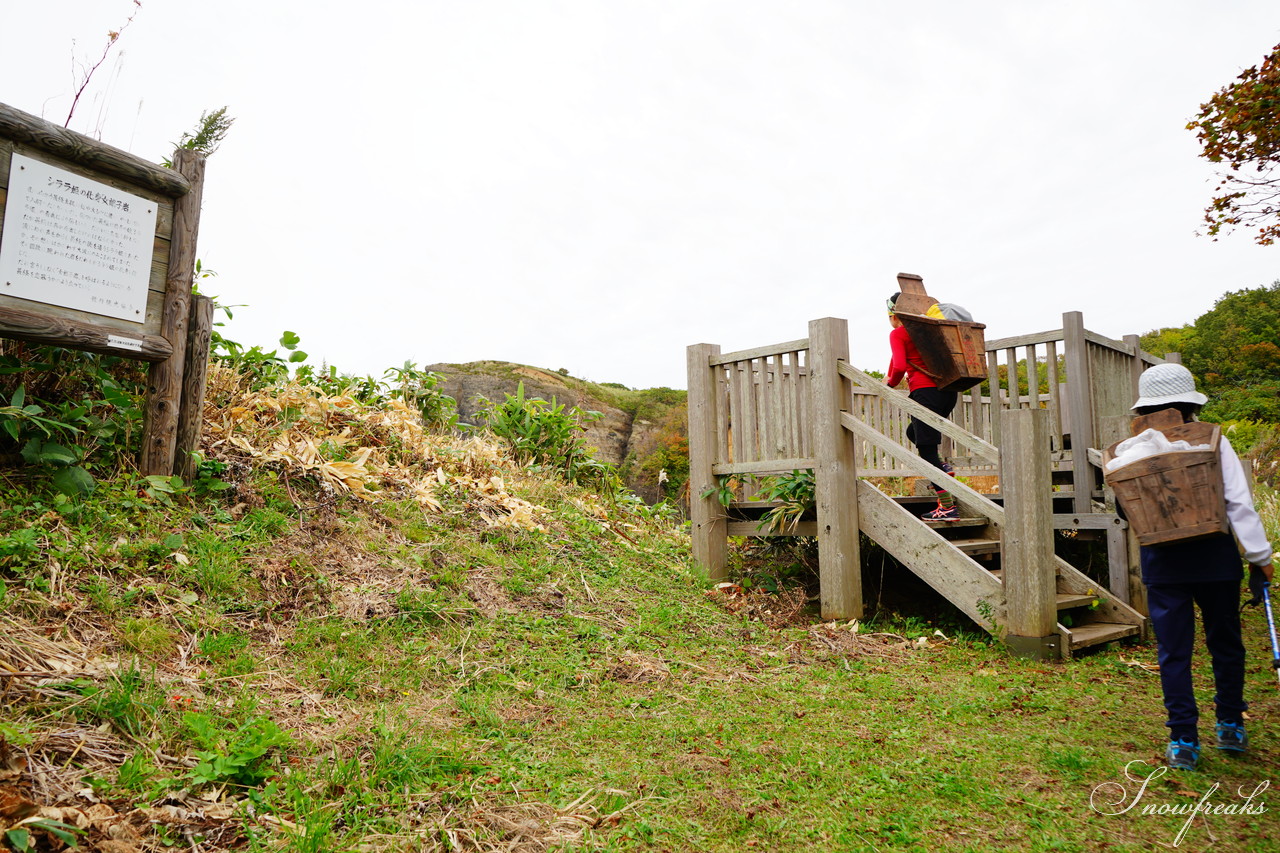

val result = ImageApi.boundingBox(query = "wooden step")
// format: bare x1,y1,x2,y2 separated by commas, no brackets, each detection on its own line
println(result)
921,517,988,531
1056,592,1098,610
1062,621,1141,651
951,538,1001,556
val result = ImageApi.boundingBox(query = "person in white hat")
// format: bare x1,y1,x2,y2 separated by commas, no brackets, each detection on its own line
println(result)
1128,363,1274,772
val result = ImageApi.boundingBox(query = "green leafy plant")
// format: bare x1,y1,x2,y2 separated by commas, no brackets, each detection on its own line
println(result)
476,382,620,495
383,361,459,428
185,711,290,788
5,819,83,851
753,469,816,533
701,475,739,507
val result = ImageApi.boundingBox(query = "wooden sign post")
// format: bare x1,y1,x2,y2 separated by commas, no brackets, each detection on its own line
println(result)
0,102,212,477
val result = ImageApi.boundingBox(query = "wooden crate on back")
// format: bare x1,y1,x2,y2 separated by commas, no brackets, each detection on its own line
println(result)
1103,411,1228,546
893,273,986,393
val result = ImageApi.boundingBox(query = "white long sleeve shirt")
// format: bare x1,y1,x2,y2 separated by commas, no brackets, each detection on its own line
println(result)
1221,436,1273,566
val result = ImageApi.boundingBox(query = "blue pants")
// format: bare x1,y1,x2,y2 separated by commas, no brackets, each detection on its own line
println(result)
1146,581,1246,742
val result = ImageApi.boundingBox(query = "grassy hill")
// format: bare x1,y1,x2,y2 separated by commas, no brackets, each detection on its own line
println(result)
1,355,1278,852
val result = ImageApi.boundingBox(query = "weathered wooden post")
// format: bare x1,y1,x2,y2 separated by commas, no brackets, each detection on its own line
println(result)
1002,407,1059,659
142,149,207,476
1063,311,1095,514
687,343,728,581
174,294,215,481
808,318,861,620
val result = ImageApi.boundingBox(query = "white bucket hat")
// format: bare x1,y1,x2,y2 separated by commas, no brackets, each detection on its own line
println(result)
1132,363,1208,410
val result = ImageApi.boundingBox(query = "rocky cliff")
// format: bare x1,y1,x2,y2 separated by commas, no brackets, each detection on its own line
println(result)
426,361,685,503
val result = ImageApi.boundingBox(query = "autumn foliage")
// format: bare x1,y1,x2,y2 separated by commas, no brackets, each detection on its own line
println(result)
1187,43,1280,245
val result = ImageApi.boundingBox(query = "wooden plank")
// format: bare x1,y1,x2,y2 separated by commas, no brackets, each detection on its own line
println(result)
1002,409,1057,640
1052,513,1127,530
1063,311,1095,514
1056,592,1098,610
1050,550,1146,629
0,303,171,361
952,538,1003,556
984,329,1065,350
726,361,743,465
797,352,812,458
967,386,982,439
141,150,205,475
1027,343,1041,413
1082,329,1135,356
841,412,1006,527
756,358,772,461
767,353,785,457
1045,340,1062,447
710,337,810,366
987,348,1002,448
712,457,815,476
0,287,164,343
715,367,730,464
1,142,176,240
1005,346,1020,408
738,359,758,463
1063,622,1141,651
1105,524,1132,607
858,482,1006,632
809,317,861,620
687,343,728,580
838,361,1000,463
174,294,214,479
0,102,190,198
783,348,793,455
1123,334,1143,406
727,520,818,537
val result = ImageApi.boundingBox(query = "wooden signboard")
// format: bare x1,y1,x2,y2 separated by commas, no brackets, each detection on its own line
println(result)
0,102,210,477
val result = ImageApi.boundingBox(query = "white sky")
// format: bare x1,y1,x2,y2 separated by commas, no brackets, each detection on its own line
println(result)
3,1,1278,389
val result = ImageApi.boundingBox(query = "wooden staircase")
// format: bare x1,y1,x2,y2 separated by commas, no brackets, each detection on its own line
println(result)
726,482,1144,657
869,489,1143,656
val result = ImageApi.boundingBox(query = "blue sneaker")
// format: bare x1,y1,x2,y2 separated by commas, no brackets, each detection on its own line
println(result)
1166,739,1200,771
1215,721,1248,753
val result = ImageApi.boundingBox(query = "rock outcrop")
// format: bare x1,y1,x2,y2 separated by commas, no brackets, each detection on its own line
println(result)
426,362,683,503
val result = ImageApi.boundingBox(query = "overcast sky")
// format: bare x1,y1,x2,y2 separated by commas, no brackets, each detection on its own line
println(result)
3,1,1278,389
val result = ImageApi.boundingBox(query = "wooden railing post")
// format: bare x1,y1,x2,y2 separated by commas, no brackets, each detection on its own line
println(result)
809,318,861,620
141,149,206,475
687,343,727,581
1123,334,1144,404
1062,311,1095,513
1002,408,1059,659
174,294,215,480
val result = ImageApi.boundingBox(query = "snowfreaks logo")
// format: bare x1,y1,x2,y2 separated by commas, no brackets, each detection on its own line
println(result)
1090,760,1269,847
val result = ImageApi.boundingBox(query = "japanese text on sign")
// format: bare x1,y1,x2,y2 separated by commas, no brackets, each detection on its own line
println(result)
0,152,158,323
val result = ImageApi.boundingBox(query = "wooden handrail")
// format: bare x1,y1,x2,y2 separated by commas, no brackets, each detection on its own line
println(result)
837,361,1000,464
840,413,1006,528
712,457,816,476
984,329,1065,350
710,338,809,366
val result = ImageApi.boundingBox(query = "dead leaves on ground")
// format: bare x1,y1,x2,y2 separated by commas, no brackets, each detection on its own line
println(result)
204,369,547,531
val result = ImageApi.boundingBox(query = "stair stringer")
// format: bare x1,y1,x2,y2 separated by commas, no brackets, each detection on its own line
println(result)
1050,554,1147,634
857,482,1007,636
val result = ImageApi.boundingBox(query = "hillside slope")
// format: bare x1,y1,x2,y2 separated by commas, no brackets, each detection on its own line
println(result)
427,361,687,503
0,363,1277,852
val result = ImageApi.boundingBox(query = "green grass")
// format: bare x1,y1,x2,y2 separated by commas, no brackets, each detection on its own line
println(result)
2,459,1278,851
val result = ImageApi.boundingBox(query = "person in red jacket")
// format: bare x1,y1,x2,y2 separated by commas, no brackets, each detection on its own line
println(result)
886,292,959,520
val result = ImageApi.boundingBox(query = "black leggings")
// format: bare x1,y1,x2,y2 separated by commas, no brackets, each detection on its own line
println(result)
907,387,957,491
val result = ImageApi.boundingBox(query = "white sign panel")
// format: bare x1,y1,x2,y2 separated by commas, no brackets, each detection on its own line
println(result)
0,152,158,323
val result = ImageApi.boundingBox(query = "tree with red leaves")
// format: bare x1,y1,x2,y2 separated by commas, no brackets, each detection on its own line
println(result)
1187,43,1280,245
